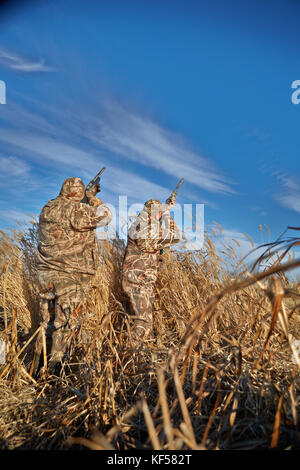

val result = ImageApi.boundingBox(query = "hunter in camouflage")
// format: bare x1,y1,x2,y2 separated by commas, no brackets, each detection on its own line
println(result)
35,177,112,374
121,197,180,344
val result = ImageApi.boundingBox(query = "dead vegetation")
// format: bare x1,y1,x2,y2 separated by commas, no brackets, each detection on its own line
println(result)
0,222,299,450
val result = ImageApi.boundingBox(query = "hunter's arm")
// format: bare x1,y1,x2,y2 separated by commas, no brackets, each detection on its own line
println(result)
70,201,112,231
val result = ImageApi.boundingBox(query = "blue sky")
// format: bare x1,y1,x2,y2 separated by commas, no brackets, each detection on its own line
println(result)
0,0,300,262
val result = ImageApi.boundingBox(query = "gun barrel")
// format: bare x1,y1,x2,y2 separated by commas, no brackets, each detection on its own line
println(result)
172,178,184,196
94,167,106,180
83,166,106,202
166,178,184,204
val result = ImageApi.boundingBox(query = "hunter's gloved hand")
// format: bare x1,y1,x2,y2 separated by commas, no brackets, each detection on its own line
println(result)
85,183,101,200
85,183,101,198
165,195,176,210
85,184,103,207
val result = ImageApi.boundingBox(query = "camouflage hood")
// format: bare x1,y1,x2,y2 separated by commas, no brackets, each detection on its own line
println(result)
143,199,169,219
59,177,85,201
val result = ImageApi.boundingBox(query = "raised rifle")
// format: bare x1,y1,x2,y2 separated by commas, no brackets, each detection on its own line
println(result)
160,178,184,258
166,178,184,205
82,167,106,204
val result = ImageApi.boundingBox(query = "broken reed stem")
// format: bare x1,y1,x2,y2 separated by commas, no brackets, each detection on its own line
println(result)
0,325,41,379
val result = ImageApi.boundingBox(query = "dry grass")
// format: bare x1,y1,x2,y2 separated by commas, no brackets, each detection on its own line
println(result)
0,222,299,450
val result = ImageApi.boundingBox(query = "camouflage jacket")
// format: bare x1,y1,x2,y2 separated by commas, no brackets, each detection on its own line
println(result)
121,208,180,287
37,178,112,276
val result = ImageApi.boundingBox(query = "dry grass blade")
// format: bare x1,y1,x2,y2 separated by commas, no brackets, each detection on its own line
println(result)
196,364,209,412
192,351,198,395
201,377,221,446
225,395,239,448
255,277,284,368
279,303,300,371
42,327,47,372
215,389,234,449
140,399,161,450
172,363,197,447
288,384,297,427
270,396,284,449
157,368,175,450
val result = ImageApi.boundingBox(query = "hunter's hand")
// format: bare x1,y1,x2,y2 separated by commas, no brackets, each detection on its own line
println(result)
160,197,175,220
85,184,101,199
167,196,176,211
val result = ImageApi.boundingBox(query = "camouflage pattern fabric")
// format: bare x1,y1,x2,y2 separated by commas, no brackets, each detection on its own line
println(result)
37,177,111,276
121,200,180,343
122,282,155,340
35,177,112,368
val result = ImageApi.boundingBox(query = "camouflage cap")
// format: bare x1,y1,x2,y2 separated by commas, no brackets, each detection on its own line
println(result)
59,177,85,201
144,199,161,209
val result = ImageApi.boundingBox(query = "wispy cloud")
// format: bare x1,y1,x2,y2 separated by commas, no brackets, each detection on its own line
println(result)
0,98,234,209
88,101,235,195
0,102,59,135
0,130,172,204
0,155,30,179
0,49,54,72
275,175,300,214
106,166,171,202
0,154,55,204
0,131,97,169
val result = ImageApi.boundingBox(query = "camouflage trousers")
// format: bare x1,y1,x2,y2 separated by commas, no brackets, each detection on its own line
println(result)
35,270,91,368
122,278,155,344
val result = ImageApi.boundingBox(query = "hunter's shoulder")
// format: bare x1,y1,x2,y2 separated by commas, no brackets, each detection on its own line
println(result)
39,196,75,220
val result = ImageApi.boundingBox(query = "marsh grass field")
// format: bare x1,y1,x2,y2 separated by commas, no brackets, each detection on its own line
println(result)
0,221,299,450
